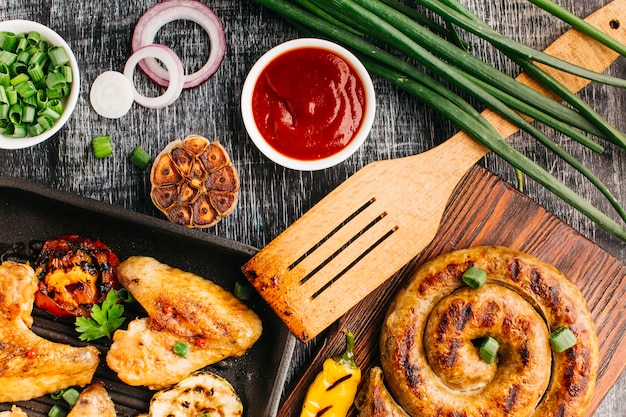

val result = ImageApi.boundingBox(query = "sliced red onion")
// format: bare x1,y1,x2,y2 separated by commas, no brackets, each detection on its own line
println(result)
131,0,226,89
123,44,185,109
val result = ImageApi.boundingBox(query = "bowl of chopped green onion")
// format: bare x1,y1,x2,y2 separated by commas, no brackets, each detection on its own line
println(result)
0,20,80,149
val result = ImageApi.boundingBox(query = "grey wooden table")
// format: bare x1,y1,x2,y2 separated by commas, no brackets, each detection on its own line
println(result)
0,0,624,415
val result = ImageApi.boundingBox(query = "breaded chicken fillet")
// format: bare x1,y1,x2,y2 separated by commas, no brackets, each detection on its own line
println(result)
67,381,116,417
0,261,100,403
106,256,262,389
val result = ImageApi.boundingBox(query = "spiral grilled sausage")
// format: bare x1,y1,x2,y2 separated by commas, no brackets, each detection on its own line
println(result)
380,246,598,417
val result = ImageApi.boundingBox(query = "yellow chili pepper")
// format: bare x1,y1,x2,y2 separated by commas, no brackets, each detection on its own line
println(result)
300,331,361,417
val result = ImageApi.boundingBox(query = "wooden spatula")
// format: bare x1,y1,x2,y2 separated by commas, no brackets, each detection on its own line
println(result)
243,0,626,343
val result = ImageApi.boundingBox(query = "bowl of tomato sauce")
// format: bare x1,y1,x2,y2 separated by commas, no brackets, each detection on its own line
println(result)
241,38,376,171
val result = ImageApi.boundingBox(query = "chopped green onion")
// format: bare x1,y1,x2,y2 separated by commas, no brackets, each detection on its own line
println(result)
48,405,68,417
47,46,70,67
8,103,22,124
5,85,17,105
37,114,53,130
118,288,136,304
0,103,8,119
92,135,113,159
6,123,27,137
22,93,37,107
61,387,80,407
462,266,487,289
45,71,66,90
0,32,18,52
15,80,37,98
46,87,65,99
10,60,27,76
0,50,17,66
0,30,73,137
10,72,28,86
16,38,30,53
35,89,48,109
28,50,47,67
549,327,577,352
40,40,51,52
21,105,36,124
50,389,66,400
27,61,45,82
16,50,31,64
234,280,253,301
27,31,41,46
173,341,190,358
48,98,64,115
0,63,9,86
130,146,152,169
479,337,499,364
62,65,73,84
28,123,44,136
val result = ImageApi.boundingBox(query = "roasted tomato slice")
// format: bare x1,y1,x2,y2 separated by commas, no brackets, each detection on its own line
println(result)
33,235,120,317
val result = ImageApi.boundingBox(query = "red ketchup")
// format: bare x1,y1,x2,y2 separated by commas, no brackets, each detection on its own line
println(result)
251,47,366,161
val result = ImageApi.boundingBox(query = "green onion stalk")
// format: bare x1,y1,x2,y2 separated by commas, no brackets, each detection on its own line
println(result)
255,0,626,242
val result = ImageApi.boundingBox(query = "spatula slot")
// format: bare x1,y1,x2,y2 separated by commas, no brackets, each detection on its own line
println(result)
287,197,376,271
299,210,389,285
310,225,398,299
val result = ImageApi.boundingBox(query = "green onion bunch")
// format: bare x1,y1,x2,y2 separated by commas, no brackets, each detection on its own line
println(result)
255,0,626,242
0,30,72,138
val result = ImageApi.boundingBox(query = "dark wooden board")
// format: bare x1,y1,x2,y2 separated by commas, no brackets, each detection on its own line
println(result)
277,165,626,417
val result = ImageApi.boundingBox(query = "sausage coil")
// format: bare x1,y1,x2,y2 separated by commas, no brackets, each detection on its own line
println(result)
379,246,598,417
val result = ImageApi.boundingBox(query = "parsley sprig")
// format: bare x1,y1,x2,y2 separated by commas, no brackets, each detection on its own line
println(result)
75,290,126,341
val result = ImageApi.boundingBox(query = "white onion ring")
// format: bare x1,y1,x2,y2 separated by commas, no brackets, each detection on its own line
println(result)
123,44,185,109
90,71,135,119
131,0,226,89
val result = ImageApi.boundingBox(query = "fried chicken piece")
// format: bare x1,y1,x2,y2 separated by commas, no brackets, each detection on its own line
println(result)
106,256,262,390
67,381,116,417
0,261,100,403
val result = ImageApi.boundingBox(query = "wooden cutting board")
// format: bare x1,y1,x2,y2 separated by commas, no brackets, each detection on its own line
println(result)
277,165,626,417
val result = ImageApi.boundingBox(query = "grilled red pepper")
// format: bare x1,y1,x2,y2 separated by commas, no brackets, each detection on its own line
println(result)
33,235,120,317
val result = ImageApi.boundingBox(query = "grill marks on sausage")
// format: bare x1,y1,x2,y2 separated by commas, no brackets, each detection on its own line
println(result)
518,341,531,366
503,384,521,413
509,259,521,282
530,268,562,310
563,346,591,398
417,263,469,296
433,301,474,369
436,301,473,336
399,324,423,388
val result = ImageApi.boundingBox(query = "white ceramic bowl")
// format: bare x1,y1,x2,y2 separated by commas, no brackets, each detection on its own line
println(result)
241,38,376,171
0,20,80,149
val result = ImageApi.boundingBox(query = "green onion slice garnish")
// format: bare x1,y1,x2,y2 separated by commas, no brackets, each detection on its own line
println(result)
130,146,151,169
549,327,578,352
234,280,253,301
61,387,80,407
462,266,487,289
479,336,500,364
173,341,190,358
92,135,113,159
47,405,68,417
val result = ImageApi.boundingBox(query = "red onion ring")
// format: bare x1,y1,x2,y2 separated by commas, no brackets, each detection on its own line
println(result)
123,44,185,109
131,0,226,89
